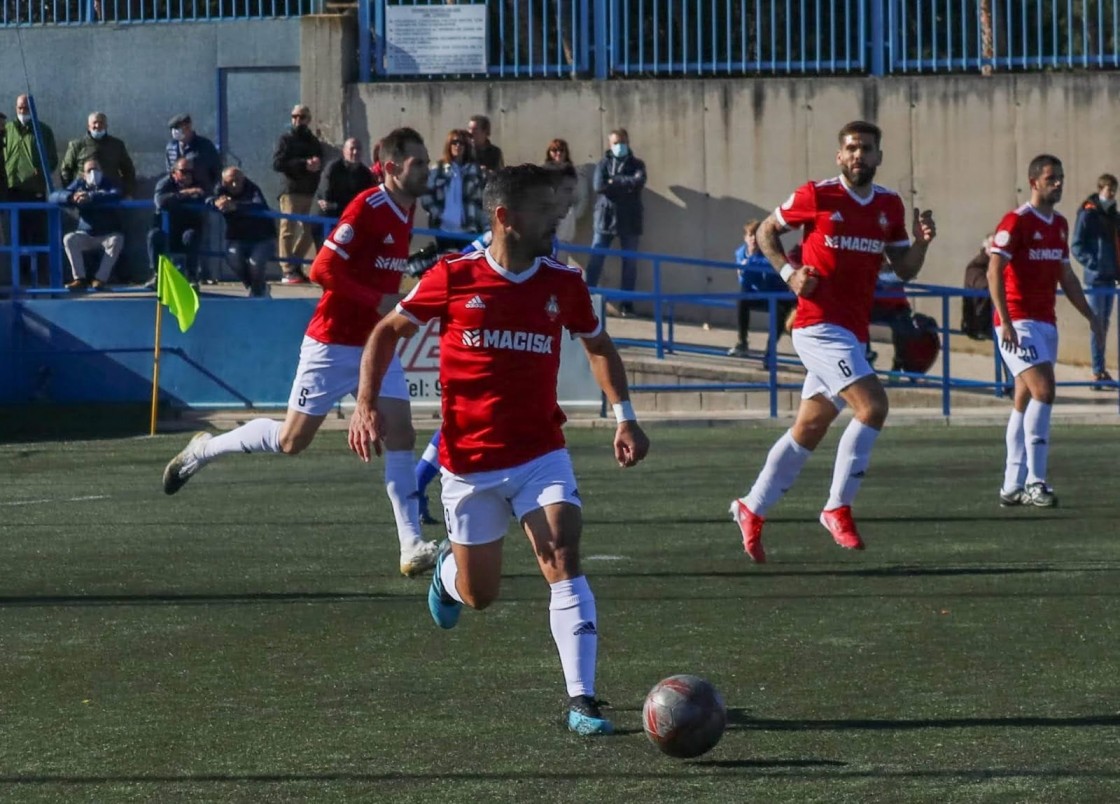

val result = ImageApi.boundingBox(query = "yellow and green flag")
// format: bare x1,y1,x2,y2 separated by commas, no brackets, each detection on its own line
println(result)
157,255,199,332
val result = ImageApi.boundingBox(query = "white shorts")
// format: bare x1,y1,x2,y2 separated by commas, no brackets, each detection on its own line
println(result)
287,335,409,416
996,320,1058,377
439,449,582,546
791,323,875,407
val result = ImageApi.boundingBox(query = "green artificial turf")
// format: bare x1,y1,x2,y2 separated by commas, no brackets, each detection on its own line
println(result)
2,425,1119,802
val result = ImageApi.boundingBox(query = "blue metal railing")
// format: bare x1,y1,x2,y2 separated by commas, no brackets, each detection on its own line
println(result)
1,0,320,26
3,199,1118,417
357,0,1120,79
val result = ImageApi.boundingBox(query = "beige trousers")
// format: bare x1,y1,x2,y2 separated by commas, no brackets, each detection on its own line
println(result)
278,192,316,276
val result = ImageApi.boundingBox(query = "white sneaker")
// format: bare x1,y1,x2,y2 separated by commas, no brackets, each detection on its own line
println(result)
400,540,440,578
162,432,212,495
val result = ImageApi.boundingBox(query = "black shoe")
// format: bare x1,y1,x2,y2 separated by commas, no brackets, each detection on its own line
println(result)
142,276,158,290
418,495,439,526
726,344,748,358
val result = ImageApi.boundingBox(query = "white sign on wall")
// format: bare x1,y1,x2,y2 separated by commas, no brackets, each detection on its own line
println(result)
385,5,488,76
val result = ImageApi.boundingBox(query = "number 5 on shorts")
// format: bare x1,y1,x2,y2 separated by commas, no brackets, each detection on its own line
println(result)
298,387,309,407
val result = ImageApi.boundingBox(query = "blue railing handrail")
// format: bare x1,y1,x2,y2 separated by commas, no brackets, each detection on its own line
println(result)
0,0,322,26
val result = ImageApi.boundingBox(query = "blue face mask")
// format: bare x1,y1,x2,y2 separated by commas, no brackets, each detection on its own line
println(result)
90,129,107,140
611,142,629,158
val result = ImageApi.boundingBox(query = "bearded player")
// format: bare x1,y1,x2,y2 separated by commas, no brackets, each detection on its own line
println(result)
730,121,936,562
161,128,440,577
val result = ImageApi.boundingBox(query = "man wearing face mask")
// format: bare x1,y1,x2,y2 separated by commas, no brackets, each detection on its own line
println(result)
585,128,646,317
49,158,124,290
4,95,59,277
208,167,275,297
147,158,207,290
60,112,136,197
164,114,220,192
272,104,324,284
1070,173,1120,389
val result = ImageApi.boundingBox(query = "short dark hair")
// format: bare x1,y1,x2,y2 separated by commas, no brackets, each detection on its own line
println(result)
469,114,491,133
379,127,425,165
837,120,882,148
1098,173,1118,191
484,164,554,216
1028,154,1062,181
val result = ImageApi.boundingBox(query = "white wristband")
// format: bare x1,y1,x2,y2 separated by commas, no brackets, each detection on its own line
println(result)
612,401,637,424
779,263,796,282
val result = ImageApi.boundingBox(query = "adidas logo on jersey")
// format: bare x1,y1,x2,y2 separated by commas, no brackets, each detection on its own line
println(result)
830,211,844,222
384,233,395,244
461,328,555,354
1032,231,1044,240
466,295,486,309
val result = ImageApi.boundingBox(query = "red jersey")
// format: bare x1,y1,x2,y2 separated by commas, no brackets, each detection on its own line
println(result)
398,250,602,475
775,177,910,342
990,204,1069,326
305,186,414,346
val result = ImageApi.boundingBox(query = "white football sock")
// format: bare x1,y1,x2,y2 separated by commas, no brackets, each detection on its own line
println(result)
549,576,597,698
196,418,281,463
825,419,881,510
744,430,813,517
384,450,424,552
439,549,465,604
1024,399,1053,485
1002,408,1027,493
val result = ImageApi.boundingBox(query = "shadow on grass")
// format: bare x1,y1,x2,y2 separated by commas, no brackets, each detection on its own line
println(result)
506,564,1120,581
0,591,408,608
725,707,1120,732
584,514,1069,526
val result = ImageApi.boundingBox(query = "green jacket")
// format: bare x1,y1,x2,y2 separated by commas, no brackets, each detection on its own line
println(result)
3,119,58,196
61,133,136,197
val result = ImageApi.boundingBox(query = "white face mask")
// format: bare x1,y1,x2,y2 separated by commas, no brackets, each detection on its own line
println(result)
171,128,185,142
1101,194,1117,209
610,142,629,158
86,170,103,185
17,113,31,125
90,129,107,140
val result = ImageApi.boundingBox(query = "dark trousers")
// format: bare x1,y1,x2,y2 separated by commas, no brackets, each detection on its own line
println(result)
585,231,640,311
148,225,201,282
7,188,49,282
226,239,273,297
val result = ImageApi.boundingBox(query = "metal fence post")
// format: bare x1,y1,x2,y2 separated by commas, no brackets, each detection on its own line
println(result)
869,0,886,76
359,0,372,80
593,0,609,79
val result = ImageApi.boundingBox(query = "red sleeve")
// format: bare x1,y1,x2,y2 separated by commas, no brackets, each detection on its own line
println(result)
397,258,449,325
773,182,816,230
563,273,602,338
1060,215,1071,262
309,200,382,308
888,197,909,246
990,211,1021,259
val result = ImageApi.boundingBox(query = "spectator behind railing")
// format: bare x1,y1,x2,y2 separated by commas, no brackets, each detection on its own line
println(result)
208,166,276,298
145,158,206,290
317,137,374,220
543,137,589,268
729,218,792,362
4,94,58,281
0,110,7,248
421,129,486,252
272,103,323,285
49,157,124,291
467,114,503,177
961,234,994,341
370,141,384,185
1070,173,1120,389
586,127,646,317
164,113,221,193
60,111,136,198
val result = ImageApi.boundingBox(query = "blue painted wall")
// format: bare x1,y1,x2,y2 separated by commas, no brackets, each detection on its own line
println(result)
1,297,315,408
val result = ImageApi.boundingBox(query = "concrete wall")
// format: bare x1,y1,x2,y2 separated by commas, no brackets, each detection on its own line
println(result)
347,73,1120,368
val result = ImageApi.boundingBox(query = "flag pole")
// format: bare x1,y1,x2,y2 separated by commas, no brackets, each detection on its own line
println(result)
149,259,163,436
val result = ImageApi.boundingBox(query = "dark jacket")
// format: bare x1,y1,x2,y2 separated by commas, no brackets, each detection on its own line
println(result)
208,177,276,243
153,173,205,232
1071,193,1120,283
320,159,374,214
165,134,222,193
272,126,324,196
592,150,646,237
474,141,504,173
61,133,137,197
0,120,7,196
49,175,122,236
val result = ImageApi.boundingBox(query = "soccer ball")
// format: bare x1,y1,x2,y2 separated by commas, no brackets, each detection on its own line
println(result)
642,674,727,758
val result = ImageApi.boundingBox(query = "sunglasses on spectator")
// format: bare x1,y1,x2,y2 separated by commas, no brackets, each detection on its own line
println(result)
549,147,567,153
450,140,465,146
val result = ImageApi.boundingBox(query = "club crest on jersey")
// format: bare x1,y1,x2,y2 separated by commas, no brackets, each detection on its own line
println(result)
878,212,889,231
333,224,354,244
994,230,1012,248
545,294,560,320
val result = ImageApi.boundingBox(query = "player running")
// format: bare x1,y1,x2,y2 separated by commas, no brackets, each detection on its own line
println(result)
730,121,936,562
348,164,650,736
989,154,1103,508
161,127,440,577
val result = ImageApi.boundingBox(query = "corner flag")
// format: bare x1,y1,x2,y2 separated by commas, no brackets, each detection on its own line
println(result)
158,255,199,332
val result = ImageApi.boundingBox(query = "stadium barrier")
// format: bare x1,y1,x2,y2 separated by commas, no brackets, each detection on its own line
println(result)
1,0,320,26
1,199,1118,415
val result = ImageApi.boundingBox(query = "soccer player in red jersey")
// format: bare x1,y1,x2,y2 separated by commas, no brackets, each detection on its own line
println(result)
161,128,441,577
730,121,936,562
348,164,650,735
988,154,1103,508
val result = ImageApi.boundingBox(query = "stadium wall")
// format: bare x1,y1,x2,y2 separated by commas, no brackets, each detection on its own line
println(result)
346,73,1120,366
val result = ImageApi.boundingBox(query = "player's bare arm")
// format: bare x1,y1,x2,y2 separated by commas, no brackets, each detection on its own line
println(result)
349,311,419,462
757,213,818,297
987,251,1018,349
580,331,650,468
1058,263,1106,346
885,208,936,281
